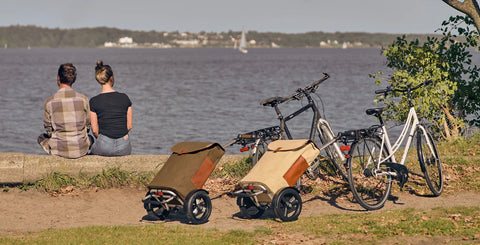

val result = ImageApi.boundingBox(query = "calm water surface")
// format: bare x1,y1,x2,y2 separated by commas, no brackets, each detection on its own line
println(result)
0,48,399,154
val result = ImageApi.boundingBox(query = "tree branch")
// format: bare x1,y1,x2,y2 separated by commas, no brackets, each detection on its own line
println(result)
443,0,480,32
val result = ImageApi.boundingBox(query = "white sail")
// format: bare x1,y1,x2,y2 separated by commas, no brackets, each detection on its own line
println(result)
239,28,248,54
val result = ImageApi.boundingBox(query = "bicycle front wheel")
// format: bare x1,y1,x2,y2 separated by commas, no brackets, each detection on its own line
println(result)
347,136,392,210
416,128,443,196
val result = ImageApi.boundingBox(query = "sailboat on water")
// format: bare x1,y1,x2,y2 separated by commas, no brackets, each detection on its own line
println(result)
238,28,248,54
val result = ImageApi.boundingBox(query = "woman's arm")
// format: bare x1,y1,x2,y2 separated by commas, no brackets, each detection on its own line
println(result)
90,111,99,137
126,106,133,131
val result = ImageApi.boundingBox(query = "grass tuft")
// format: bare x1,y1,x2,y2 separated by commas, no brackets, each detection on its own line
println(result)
211,155,252,179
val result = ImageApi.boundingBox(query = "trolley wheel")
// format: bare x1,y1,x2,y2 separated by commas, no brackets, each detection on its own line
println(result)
144,193,170,220
272,188,302,222
184,190,212,224
237,197,265,219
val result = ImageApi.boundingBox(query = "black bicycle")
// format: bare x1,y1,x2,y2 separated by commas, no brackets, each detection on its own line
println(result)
226,73,348,180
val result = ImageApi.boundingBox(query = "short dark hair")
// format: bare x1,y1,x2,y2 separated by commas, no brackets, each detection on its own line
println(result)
58,63,77,85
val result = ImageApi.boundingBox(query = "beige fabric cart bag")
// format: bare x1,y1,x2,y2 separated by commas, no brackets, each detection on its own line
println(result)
240,139,320,197
148,142,225,199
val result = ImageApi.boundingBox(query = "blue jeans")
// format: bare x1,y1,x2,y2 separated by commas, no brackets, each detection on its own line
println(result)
90,134,132,156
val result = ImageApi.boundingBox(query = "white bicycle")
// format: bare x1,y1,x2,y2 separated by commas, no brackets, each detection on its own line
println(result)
346,80,443,210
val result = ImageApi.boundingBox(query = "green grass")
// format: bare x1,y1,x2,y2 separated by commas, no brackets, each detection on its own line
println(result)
12,167,155,193
0,224,258,245
211,155,252,179
281,207,480,244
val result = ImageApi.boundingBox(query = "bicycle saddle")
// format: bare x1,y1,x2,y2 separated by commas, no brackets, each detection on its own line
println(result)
365,107,385,117
260,97,285,106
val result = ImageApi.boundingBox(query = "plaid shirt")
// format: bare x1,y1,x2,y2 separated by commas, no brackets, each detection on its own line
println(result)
42,87,91,158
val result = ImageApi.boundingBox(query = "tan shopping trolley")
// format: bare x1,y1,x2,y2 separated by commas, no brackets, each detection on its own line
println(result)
233,139,320,221
142,142,225,224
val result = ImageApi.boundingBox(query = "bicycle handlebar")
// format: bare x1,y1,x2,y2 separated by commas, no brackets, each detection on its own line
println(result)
261,73,330,106
285,72,330,100
375,80,433,95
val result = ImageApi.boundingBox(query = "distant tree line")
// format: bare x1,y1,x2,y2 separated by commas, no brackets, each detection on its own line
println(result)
0,25,440,48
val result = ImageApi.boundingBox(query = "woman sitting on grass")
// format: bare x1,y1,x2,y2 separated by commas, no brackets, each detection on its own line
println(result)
89,60,133,156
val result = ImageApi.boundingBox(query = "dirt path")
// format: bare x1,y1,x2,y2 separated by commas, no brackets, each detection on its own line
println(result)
1,187,479,234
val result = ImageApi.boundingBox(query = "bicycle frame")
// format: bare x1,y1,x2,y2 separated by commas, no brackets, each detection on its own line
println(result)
377,106,437,166
272,91,345,163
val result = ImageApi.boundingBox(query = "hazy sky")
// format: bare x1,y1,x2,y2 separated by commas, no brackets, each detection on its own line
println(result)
0,0,462,34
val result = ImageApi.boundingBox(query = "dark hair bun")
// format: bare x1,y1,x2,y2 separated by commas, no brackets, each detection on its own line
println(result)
96,60,104,69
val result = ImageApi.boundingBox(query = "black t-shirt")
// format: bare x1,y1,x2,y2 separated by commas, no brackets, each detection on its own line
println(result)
90,92,132,139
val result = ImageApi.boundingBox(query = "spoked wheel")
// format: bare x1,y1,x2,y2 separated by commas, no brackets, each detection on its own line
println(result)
347,137,392,211
144,193,170,220
251,139,267,166
237,197,265,219
318,124,348,180
252,131,284,166
184,190,212,224
273,188,302,222
417,128,443,196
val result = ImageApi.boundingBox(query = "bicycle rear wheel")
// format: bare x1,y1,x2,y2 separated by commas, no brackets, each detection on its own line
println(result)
347,136,392,210
318,124,348,180
416,128,443,196
252,138,274,166
252,131,284,166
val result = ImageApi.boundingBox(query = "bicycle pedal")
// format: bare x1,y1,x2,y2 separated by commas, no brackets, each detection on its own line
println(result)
401,186,413,192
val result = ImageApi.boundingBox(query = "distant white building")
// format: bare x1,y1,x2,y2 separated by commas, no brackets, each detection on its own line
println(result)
119,37,133,45
174,39,200,46
103,37,137,48
104,42,115,47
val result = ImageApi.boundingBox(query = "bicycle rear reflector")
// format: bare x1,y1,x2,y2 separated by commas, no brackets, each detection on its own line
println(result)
240,146,250,152
340,145,350,152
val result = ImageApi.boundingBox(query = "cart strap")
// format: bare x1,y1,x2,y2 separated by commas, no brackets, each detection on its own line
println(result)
191,157,215,189
283,156,309,186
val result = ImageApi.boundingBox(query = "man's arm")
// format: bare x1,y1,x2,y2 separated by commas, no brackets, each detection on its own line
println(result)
43,101,53,137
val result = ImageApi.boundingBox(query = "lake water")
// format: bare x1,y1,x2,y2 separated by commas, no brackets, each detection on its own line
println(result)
0,47,406,155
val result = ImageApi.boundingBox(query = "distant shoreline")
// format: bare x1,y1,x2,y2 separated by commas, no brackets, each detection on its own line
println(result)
0,25,439,49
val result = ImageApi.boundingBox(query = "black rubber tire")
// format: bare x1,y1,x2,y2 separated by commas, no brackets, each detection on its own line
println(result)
237,197,265,219
416,128,443,196
347,136,392,211
273,188,302,222
144,193,170,220
184,190,212,224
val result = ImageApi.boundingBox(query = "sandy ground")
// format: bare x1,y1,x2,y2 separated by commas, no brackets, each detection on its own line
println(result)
1,186,479,235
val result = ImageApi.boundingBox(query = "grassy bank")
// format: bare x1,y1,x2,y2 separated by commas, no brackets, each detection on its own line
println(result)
7,133,478,195
1,134,479,244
